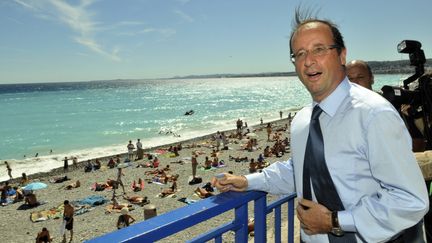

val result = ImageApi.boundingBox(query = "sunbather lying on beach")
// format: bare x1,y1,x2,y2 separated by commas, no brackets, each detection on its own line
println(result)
92,181,111,191
105,198,133,214
229,155,248,162
123,195,149,205
159,177,178,198
195,187,214,199
65,180,81,190
144,168,164,176
194,182,215,199
93,182,106,191
49,175,69,183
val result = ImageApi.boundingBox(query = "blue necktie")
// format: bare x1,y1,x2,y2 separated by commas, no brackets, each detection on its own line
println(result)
302,105,356,242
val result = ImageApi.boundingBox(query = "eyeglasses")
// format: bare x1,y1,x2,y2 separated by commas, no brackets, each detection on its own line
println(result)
291,44,339,63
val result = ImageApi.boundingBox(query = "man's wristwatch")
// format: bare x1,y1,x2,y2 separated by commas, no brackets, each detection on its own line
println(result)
330,211,344,236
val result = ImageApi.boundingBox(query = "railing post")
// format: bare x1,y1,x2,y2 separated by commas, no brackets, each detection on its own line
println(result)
274,206,282,243
254,193,267,243
288,199,295,243
234,202,249,242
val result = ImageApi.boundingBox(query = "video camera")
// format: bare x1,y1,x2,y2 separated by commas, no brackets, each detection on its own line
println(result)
381,40,432,149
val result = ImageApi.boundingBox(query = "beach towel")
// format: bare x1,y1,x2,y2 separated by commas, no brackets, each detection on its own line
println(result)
30,201,94,223
200,166,217,172
155,149,167,154
75,195,107,206
31,210,50,222
151,181,165,186
161,152,176,158
74,205,92,216
216,160,226,168
30,204,63,222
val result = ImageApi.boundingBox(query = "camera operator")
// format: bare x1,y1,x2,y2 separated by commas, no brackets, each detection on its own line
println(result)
397,73,432,242
381,39,432,242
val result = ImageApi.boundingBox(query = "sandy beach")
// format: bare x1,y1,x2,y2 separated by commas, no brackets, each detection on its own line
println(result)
0,118,295,243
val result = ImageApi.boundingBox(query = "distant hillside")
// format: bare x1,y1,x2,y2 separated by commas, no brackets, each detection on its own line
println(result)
170,59,432,79
368,58,432,74
171,71,297,79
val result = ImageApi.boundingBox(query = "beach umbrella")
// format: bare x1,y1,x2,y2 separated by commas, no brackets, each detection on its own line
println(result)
22,182,47,191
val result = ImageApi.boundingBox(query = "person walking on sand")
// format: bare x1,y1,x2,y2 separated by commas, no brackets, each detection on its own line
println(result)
5,161,12,180
136,139,143,160
191,151,199,182
127,140,135,161
266,123,272,141
215,131,222,151
72,157,78,168
279,110,283,119
63,157,69,172
113,167,126,196
62,200,74,243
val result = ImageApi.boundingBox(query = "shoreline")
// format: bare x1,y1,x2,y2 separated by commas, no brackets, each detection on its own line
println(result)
3,116,292,184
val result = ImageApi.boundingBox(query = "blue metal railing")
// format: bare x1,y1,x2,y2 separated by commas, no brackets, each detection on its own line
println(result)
86,191,296,243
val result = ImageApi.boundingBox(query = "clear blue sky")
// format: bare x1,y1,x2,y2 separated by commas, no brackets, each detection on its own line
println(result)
1,0,431,84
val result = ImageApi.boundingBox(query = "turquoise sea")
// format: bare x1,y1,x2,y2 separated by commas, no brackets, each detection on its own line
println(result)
0,74,407,181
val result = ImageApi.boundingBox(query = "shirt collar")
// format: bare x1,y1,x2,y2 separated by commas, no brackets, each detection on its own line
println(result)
314,77,350,117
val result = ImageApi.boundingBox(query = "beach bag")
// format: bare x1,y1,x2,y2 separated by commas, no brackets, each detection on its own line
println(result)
188,177,202,185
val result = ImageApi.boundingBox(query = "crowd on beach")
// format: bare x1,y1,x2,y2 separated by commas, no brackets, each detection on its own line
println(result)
0,115,293,242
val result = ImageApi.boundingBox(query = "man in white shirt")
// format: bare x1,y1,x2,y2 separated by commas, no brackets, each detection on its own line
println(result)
212,11,428,243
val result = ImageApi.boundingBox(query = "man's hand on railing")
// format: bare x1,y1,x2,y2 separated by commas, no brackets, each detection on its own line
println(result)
296,198,332,235
211,173,248,192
